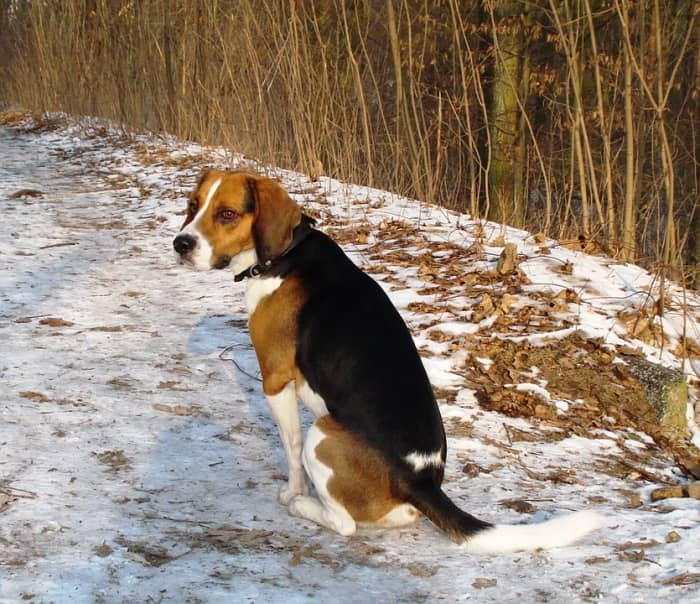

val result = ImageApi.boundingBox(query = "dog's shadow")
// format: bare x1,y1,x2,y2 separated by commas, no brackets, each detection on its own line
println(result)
186,312,252,357
185,311,264,413
185,313,316,477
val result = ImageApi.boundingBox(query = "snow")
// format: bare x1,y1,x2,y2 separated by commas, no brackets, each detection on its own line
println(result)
1,116,699,603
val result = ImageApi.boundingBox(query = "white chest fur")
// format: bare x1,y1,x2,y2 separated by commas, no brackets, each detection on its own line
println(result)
245,276,283,314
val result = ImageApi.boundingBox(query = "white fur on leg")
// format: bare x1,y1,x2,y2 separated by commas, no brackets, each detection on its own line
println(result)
287,420,357,536
462,510,604,554
289,494,356,536
375,503,420,528
296,380,329,418
265,382,307,504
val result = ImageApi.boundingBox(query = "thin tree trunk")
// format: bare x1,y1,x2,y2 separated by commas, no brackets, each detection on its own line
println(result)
583,0,616,248
341,2,373,187
690,5,700,288
622,9,636,262
488,0,524,227
654,0,678,280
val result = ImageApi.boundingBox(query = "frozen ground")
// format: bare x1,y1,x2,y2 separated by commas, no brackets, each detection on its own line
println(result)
0,115,699,603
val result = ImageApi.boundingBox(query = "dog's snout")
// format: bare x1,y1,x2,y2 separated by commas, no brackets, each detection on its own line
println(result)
173,234,196,255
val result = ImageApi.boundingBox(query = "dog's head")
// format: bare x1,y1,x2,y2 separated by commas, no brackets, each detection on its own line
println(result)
173,170,301,271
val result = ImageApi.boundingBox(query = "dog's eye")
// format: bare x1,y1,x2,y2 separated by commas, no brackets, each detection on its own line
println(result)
218,209,238,223
188,199,199,214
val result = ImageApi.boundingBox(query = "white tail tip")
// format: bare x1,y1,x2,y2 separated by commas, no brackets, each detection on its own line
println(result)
462,510,604,554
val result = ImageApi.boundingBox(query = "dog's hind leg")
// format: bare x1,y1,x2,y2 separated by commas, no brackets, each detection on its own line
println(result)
288,419,356,536
288,495,356,536
289,415,414,536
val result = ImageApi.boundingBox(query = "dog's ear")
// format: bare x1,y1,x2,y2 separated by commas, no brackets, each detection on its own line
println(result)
248,176,302,264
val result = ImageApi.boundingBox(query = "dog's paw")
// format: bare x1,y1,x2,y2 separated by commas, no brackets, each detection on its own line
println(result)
288,494,315,518
278,481,308,505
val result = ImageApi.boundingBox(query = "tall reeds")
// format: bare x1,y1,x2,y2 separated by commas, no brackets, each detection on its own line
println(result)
0,0,697,286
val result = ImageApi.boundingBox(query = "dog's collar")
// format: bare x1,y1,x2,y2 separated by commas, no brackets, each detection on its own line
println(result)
234,215,315,282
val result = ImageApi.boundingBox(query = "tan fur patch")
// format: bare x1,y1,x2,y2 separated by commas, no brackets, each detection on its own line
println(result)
314,415,407,523
248,275,308,396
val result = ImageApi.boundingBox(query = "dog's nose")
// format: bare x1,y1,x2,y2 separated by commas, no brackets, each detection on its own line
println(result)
173,234,196,255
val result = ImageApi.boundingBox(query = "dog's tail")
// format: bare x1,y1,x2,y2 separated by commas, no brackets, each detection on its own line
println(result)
403,482,603,554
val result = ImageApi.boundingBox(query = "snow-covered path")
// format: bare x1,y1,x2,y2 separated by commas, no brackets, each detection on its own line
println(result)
1,121,698,603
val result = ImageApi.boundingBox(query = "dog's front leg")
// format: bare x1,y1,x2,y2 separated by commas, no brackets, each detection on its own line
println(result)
265,381,308,504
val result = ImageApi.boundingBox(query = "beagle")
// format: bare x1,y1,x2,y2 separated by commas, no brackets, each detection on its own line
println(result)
173,170,602,552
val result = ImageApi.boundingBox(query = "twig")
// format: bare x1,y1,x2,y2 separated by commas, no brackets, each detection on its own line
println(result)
218,344,262,382
498,497,554,503
0,485,38,499
39,241,79,249
141,513,214,527
502,422,513,446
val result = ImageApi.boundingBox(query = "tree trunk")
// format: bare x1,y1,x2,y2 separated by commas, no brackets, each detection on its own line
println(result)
691,8,700,288
621,12,636,263
488,0,524,227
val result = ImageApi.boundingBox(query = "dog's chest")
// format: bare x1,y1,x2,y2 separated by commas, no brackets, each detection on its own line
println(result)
245,276,283,314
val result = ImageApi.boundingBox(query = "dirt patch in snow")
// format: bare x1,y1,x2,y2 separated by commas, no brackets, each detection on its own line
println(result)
464,335,698,476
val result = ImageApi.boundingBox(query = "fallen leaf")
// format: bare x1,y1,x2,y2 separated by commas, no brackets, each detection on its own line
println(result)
152,403,194,416
94,543,113,557
585,556,609,565
650,486,685,501
10,188,44,199
616,540,660,551
0,493,16,513
618,549,645,562
19,391,49,402
501,499,536,513
39,317,75,327
662,573,700,586
406,563,438,577
472,578,497,589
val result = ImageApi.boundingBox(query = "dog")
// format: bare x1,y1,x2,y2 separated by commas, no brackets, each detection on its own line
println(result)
173,170,602,553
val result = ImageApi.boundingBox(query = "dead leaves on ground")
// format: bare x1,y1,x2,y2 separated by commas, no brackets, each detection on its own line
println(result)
441,325,696,477
0,484,38,515
0,110,63,132
152,403,206,417
204,525,344,570
114,537,174,567
465,335,693,462
94,449,132,473
19,391,89,408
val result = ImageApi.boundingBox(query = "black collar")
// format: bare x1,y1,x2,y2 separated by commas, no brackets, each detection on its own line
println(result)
234,215,315,282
